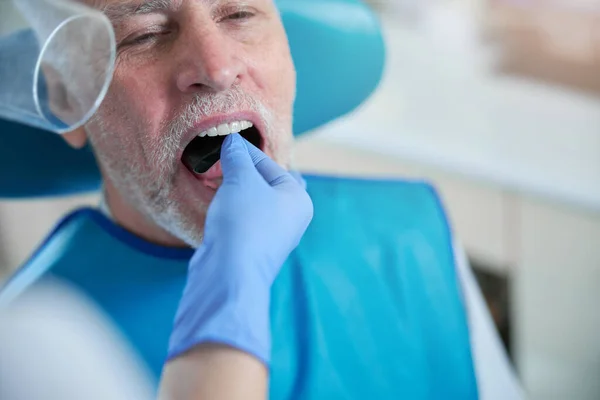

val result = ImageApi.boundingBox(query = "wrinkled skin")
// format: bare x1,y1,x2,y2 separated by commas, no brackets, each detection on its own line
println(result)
70,0,296,247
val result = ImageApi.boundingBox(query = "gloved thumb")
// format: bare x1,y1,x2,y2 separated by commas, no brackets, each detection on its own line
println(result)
289,171,307,190
245,141,296,188
220,133,255,182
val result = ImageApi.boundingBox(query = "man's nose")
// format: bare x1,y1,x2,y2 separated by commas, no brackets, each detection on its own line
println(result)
175,26,244,93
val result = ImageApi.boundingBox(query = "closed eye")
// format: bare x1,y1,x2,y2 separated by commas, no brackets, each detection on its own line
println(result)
122,29,171,47
226,11,255,20
132,32,159,44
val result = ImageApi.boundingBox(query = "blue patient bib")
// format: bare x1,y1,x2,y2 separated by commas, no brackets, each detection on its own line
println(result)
2,175,478,399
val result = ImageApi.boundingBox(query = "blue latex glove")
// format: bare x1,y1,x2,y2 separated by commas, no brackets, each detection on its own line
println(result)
167,133,313,366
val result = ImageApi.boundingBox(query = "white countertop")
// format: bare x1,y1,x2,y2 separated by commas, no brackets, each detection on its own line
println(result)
307,4,600,212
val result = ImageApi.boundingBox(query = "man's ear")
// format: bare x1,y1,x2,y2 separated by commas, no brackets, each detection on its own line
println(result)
62,126,87,149
39,63,90,150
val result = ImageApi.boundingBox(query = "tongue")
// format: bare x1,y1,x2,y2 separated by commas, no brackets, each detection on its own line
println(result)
196,160,222,180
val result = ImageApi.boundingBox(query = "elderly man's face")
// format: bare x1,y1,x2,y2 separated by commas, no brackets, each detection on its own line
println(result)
84,0,296,246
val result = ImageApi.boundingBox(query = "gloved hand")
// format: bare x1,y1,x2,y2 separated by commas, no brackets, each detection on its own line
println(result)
167,133,313,366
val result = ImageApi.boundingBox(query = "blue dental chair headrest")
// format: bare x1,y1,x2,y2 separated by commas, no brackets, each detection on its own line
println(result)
0,0,385,198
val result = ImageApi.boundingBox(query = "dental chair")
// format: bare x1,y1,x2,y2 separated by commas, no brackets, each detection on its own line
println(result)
0,0,478,398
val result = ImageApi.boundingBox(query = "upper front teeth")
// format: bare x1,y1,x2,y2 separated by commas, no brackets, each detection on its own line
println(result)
199,120,253,138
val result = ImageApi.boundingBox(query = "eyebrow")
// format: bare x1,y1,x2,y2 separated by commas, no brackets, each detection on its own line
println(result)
102,0,179,25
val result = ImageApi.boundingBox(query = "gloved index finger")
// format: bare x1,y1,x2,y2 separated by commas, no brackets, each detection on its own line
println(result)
219,133,256,181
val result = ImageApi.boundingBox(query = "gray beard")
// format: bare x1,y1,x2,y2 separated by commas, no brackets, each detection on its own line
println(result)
85,91,293,248
87,115,208,247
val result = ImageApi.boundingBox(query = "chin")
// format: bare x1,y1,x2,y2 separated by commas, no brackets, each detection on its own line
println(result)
176,164,219,205
144,168,214,245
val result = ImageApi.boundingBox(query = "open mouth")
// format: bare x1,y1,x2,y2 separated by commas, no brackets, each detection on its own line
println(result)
181,120,263,174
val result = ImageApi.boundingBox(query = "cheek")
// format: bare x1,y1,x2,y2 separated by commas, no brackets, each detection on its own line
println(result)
101,65,171,139
247,33,296,113
271,51,295,105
